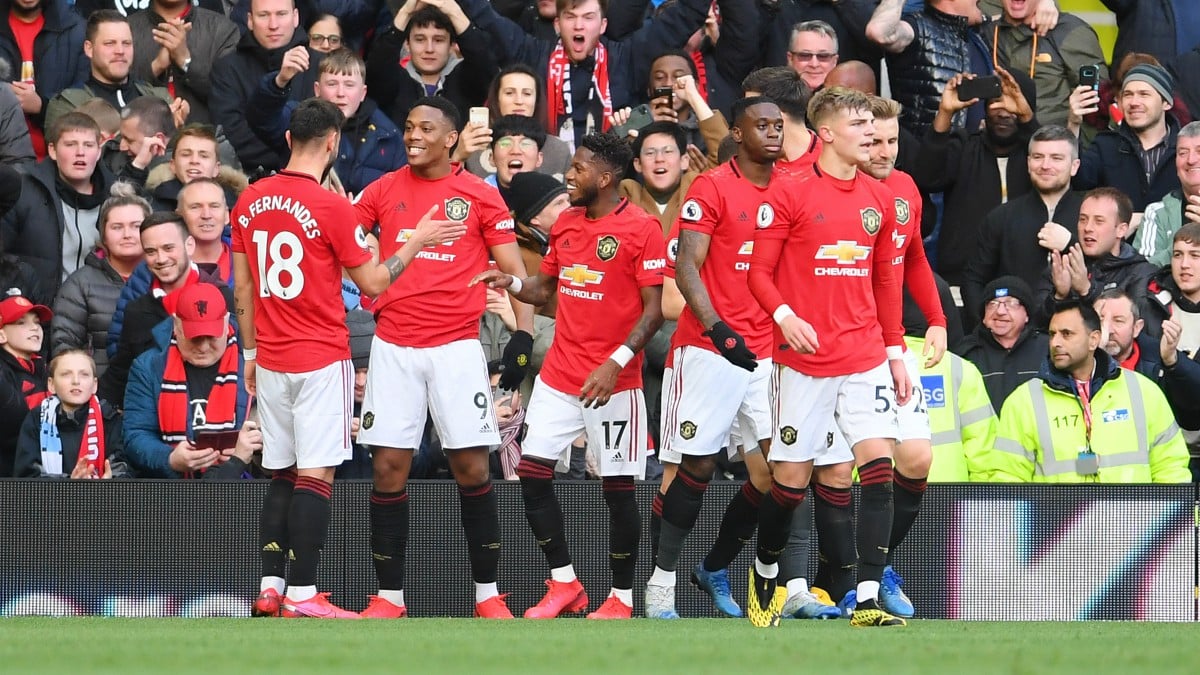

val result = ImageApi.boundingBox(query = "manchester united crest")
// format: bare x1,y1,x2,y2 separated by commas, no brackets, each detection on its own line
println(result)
444,196,471,222
780,426,798,445
894,197,910,225
680,420,697,440
362,412,375,430
861,207,882,235
596,235,619,261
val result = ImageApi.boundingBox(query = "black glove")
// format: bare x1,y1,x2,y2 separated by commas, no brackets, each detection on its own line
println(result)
704,321,757,371
498,330,534,390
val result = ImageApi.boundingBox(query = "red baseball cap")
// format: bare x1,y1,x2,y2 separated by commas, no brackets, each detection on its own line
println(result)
0,293,52,327
175,283,228,339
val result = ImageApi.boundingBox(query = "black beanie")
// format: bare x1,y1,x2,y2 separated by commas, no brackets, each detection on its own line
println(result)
503,172,567,226
979,275,1033,318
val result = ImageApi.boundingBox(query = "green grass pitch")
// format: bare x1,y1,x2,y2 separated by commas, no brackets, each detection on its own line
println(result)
1,618,1196,674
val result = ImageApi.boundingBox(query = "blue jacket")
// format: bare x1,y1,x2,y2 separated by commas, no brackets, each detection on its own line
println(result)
0,0,88,126
123,319,248,478
246,73,406,195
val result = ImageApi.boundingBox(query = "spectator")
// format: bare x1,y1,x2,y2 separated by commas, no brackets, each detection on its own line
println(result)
0,234,44,311
502,170,569,319
98,211,233,407
365,1,496,128
0,112,118,295
338,308,374,480
1100,0,1200,67
460,0,711,151
785,20,838,92
964,124,1084,326
0,290,50,477
111,96,175,181
1096,289,1200,432
210,0,319,175
306,13,341,53
144,123,246,212
341,231,379,312
1035,187,1158,331
13,349,130,478
45,11,178,132
73,0,227,20
75,96,121,142
466,64,571,182
984,0,1106,131
1070,63,1182,213
129,0,241,125
912,67,1037,287
658,0,760,123
759,0,882,76
480,114,546,195
742,67,816,171
229,0,378,52
985,299,1190,483
177,178,232,284
1135,121,1200,267
644,60,728,163
618,121,695,235
1088,53,1192,136
123,282,257,478
959,276,1047,413
486,357,524,480
0,76,36,167
51,183,150,378
0,0,88,158
249,47,405,196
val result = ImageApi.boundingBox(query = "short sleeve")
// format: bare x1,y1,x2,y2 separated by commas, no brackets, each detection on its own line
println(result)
328,199,373,269
478,186,518,248
635,218,667,288
677,174,719,236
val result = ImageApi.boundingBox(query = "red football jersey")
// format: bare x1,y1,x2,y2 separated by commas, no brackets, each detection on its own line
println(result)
231,170,372,372
668,159,775,359
538,200,666,394
354,165,517,348
748,164,904,377
881,169,946,344
776,133,822,173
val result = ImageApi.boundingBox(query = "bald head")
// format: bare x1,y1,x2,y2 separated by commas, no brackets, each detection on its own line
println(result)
824,61,876,95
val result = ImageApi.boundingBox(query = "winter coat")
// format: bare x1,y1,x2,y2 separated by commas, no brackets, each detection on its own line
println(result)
1073,114,1182,213
44,78,171,136
958,324,1049,414
129,7,241,125
1126,332,1200,431
13,399,130,478
0,0,88,126
0,83,35,168
1033,242,1159,331
0,347,47,477
142,163,247,212
1101,0,1189,66
50,251,126,378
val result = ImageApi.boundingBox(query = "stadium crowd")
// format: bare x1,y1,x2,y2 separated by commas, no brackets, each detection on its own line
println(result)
1,0,1198,624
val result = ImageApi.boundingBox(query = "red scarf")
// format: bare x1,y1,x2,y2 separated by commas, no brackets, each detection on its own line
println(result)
153,267,200,316
157,330,240,463
689,51,708,102
547,41,613,138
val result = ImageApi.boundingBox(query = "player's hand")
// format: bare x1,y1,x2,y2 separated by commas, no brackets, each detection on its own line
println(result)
243,359,257,397
168,440,221,473
939,74,977,114
580,360,621,408
411,204,467,247
686,144,712,174
1066,243,1090,295
10,81,42,114
703,320,757,371
170,97,190,128
469,269,515,290
232,421,263,463
779,314,819,354
889,356,912,407
922,325,947,368
498,329,534,390
1037,221,1072,252
1027,0,1059,36
1049,248,1073,298
275,46,310,88
1161,304,1182,367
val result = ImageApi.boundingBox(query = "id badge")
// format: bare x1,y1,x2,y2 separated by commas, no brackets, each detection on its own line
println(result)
1076,451,1100,476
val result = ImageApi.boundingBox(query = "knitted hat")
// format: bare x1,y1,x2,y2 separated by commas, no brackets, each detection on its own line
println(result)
345,310,375,370
503,172,567,226
1122,64,1174,103
979,276,1033,317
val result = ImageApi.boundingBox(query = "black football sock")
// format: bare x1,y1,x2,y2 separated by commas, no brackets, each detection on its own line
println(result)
888,471,928,562
650,491,664,566
517,457,571,570
779,492,813,585
703,480,762,572
259,468,295,579
370,489,409,591
857,458,894,585
459,480,502,584
655,465,710,573
286,476,332,588
603,476,639,591
755,482,807,570
813,483,856,600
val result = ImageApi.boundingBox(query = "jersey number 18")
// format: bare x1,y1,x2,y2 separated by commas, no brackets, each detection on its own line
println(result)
251,230,306,299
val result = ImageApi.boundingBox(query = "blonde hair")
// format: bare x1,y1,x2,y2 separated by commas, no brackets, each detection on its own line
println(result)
807,86,873,127
868,96,901,121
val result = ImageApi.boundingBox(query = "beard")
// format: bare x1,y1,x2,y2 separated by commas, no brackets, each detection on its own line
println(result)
569,183,599,207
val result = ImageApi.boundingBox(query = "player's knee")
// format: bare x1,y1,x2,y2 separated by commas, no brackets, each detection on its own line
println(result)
658,462,679,491
449,452,491,487
895,439,932,476
771,460,811,490
813,462,853,489
744,453,772,493
680,454,718,481
372,448,412,490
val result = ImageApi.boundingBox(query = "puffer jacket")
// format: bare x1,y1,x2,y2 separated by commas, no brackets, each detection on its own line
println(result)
887,6,991,138
1073,114,1181,213
50,251,125,378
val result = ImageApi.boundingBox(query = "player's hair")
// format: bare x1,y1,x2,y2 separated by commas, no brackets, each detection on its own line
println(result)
1029,124,1079,160
488,64,549,130
790,19,838,52
581,132,633,180
288,98,344,145
1053,298,1102,333
48,349,96,378
742,66,792,95
868,96,901,121
408,5,457,37
632,121,685,157
1083,186,1133,227
100,181,152,231
749,68,812,122
86,9,127,42
1096,288,1141,322
176,178,226,212
121,96,176,138
556,0,607,17
168,123,219,155
731,95,779,126
649,49,699,84
1174,222,1200,246
491,114,547,150
411,95,461,130
807,86,872,127
75,98,120,138
317,48,366,80
47,112,101,145
139,210,190,240
716,134,737,164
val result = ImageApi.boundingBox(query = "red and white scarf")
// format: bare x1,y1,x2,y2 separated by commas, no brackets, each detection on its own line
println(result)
157,329,240,450
152,266,200,316
38,395,105,475
547,41,613,146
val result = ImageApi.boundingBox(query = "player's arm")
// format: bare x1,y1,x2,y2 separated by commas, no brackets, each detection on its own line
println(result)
490,242,534,334
231,251,258,396
900,231,948,367
678,228,757,370
872,215,911,405
347,206,466,297
489,240,537,390
748,207,818,354
580,284,665,409
661,276,685,320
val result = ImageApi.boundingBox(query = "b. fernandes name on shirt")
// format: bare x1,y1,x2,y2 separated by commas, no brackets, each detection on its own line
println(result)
239,196,323,239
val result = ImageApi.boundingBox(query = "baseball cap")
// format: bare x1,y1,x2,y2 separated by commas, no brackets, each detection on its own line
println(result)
0,290,52,327
175,283,228,338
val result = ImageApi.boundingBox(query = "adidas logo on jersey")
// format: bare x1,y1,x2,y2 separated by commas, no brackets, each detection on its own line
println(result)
737,211,749,222
479,422,493,433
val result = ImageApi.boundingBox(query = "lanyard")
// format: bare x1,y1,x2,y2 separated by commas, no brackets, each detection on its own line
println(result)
1073,379,1094,452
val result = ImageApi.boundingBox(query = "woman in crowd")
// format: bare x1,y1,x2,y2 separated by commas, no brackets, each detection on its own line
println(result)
464,64,572,181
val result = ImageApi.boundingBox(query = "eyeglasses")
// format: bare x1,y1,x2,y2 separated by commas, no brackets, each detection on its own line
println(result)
310,34,342,46
496,137,539,151
986,297,1023,312
640,147,679,159
789,51,836,63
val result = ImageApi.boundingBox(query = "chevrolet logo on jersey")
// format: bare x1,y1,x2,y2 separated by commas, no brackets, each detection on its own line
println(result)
560,264,605,286
815,241,871,264
894,197,910,225
738,241,754,255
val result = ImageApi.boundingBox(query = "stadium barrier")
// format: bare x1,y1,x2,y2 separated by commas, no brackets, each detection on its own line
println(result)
1,481,1196,621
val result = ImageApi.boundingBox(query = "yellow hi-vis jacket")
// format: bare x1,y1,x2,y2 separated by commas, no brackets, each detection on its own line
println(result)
985,351,1191,483
903,336,997,482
